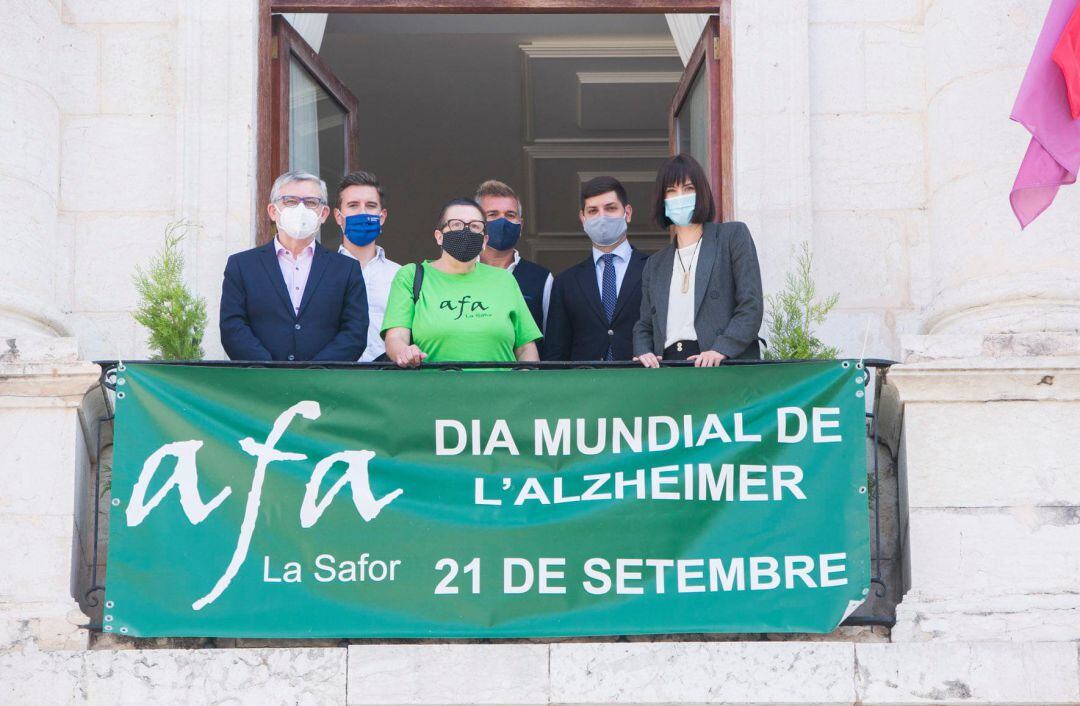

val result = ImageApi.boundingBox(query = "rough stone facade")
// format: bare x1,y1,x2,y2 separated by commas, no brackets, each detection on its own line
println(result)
2,1,1079,704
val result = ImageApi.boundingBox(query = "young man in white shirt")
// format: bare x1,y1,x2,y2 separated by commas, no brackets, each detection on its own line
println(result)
333,171,402,362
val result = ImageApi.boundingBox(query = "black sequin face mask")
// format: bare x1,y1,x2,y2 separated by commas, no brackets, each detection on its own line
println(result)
440,228,485,263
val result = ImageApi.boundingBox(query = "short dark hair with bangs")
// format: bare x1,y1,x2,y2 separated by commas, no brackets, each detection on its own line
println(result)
652,153,716,227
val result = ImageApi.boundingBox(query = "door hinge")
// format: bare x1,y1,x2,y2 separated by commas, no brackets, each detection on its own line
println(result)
271,36,279,60
713,37,723,59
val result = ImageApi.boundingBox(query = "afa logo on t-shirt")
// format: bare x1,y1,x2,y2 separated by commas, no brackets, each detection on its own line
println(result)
439,295,492,321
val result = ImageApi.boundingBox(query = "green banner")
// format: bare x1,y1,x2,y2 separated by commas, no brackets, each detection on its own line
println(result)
104,361,870,638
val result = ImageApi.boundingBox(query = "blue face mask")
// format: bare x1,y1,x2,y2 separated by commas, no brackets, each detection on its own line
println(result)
343,213,382,247
664,193,697,226
485,217,521,251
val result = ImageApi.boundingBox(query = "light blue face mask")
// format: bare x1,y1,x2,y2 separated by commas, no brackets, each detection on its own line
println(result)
583,214,628,247
664,193,697,226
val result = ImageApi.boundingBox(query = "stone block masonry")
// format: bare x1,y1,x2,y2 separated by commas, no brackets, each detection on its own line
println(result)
1,0,1080,703
3,642,1076,705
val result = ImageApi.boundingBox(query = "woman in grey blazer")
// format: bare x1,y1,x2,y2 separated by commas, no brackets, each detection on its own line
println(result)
633,154,763,367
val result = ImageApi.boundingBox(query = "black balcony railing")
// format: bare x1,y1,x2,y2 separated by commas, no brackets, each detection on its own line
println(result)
95,358,898,370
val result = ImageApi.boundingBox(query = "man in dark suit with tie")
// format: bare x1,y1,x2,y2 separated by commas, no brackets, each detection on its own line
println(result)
545,176,648,361
219,171,368,362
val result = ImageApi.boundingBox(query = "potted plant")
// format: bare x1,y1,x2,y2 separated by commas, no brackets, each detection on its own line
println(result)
132,221,208,360
763,242,839,360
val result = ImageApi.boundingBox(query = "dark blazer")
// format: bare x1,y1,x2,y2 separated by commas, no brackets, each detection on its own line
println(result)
545,247,649,361
511,258,551,333
633,221,763,360
220,240,369,361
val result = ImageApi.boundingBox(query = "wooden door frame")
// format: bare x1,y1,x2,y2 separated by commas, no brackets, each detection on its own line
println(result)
668,7,734,222
256,0,729,240
270,15,361,187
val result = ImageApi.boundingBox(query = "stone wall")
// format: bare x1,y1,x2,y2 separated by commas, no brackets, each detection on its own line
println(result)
3,0,1080,704
54,0,179,358
9,1,1080,360
0,342,99,652
4,641,1078,704
3,0,258,362
735,0,1080,356
807,1,930,357
2,0,68,340
887,334,1080,645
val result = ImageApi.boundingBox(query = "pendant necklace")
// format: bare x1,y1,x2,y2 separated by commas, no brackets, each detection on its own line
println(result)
675,236,701,294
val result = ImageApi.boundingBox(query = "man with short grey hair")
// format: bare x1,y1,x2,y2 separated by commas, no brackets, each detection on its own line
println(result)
475,179,552,336
219,170,368,361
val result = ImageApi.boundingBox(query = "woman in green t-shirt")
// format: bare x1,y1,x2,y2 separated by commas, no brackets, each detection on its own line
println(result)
382,198,542,367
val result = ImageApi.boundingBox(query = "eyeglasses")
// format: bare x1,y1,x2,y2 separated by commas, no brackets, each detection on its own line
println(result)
439,219,487,234
276,195,326,210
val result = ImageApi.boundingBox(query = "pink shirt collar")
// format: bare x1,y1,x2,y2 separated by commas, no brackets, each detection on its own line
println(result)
273,237,316,316
273,236,315,258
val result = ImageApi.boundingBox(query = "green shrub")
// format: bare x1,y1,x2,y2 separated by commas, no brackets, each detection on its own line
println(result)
763,241,839,360
132,222,207,360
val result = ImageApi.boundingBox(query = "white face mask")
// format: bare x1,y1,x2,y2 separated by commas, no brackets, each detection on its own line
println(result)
276,203,322,239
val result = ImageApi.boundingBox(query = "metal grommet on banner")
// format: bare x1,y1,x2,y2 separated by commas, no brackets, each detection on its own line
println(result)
116,378,125,386
859,486,867,494
119,627,128,634
111,498,120,506
117,361,126,372
105,601,114,609
103,625,113,632
856,390,864,398
104,615,113,622
116,391,126,399
841,361,850,369
855,376,864,385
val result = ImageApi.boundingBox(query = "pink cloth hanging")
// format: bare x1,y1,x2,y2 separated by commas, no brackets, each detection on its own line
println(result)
1010,0,1080,228
1052,2,1080,118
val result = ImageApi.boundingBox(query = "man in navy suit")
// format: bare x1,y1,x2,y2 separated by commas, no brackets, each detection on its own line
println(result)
220,171,368,361
545,176,648,361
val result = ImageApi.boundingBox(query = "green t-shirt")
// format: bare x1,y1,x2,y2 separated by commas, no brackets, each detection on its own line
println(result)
381,262,542,363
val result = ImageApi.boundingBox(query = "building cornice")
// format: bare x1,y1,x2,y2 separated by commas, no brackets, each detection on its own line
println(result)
885,357,1080,403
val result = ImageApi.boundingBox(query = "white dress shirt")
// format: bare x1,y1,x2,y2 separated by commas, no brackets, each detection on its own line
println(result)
665,242,701,348
591,238,634,299
506,249,554,330
338,244,402,361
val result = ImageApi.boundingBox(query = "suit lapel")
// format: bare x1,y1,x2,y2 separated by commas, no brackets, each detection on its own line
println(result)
297,244,330,319
694,225,719,315
575,256,606,324
259,241,296,318
610,249,645,322
653,245,675,330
